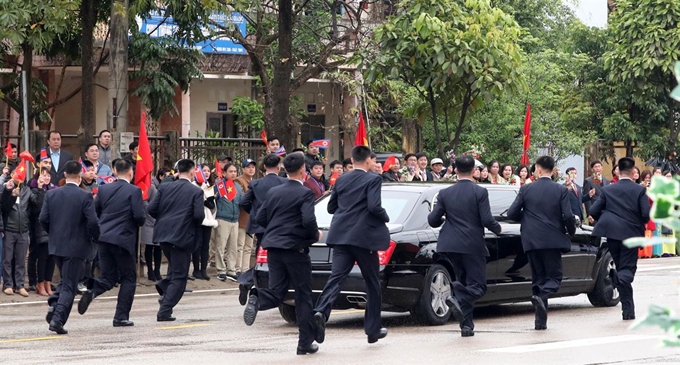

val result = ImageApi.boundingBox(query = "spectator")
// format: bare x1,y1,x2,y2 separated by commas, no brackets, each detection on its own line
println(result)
413,152,429,181
141,168,170,282
304,161,327,199
235,159,256,277
259,137,284,173
191,164,217,281
79,160,98,194
382,157,401,182
83,143,113,182
213,163,243,282
27,154,57,296
97,130,121,167
429,158,447,181
342,158,354,172
329,160,344,177
124,141,139,175
47,131,75,186
2,169,37,296
0,143,19,178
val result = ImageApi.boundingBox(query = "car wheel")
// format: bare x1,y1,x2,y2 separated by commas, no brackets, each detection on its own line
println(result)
278,304,297,324
587,251,621,307
411,263,452,326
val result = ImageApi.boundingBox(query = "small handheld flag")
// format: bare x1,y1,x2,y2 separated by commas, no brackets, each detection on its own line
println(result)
383,155,396,172
11,163,26,182
19,150,35,163
195,166,207,185
39,148,48,161
216,179,228,198
310,139,331,149
99,175,117,184
225,178,237,201
260,130,268,146
215,158,223,179
275,146,286,156
78,158,88,174
4,140,11,167
330,171,339,186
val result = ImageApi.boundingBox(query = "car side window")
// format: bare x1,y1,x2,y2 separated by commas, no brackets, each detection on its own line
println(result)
488,189,518,221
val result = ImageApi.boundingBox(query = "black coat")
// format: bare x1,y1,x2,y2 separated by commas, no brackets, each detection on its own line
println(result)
39,183,100,260
255,180,319,250
240,173,287,234
95,179,147,255
507,177,575,252
147,178,205,251
583,176,610,215
590,179,651,241
48,149,74,186
568,183,586,219
428,180,501,256
29,180,55,245
325,169,390,251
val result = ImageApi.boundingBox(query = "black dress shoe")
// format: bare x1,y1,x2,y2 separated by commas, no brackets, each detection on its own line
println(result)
296,343,319,355
113,319,134,327
531,295,547,323
461,327,474,337
243,295,259,326
147,272,157,282
157,316,176,322
78,290,94,315
184,288,193,293
188,275,196,281
49,320,68,335
535,323,547,330
238,285,249,306
314,312,326,344
623,314,636,320
368,328,388,344
445,296,464,323
46,306,55,324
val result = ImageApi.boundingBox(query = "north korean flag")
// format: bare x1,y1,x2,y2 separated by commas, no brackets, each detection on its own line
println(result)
310,139,331,149
195,166,207,185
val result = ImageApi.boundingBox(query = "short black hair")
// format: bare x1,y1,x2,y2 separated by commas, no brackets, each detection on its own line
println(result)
129,141,138,150
267,136,279,143
98,129,111,138
85,143,98,152
82,160,94,169
617,157,635,173
566,167,577,174
156,167,170,179
111,158,121,169
263,154,281,169
590,160,602,169
64,160,82,176
310,160,324,169
351,146,371,163
370,152,377,159
515,164,529,176
283,153,305,173
329,160,342,169
48,130,62,140
176,159,195,173
404,153,416,162
10,143,16,149
342,158,353,168
292,148,305,154
305,140,315,148
455,155,475,174
535,156,555,171
115,159,133,174
415,152,428,160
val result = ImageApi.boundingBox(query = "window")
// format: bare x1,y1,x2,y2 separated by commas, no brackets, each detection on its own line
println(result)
206,113,236,137
300,115,326,145
314,191,420,228
487,189,519,219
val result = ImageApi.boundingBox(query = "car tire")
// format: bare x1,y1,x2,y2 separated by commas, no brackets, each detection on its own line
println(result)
587,251,621,307
411,263,453,326
278,304,297,324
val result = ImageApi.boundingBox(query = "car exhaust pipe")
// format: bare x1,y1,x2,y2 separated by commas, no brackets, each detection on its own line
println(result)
346,295,367,304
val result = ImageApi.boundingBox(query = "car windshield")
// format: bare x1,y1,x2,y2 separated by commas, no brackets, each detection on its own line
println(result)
315,191,420,228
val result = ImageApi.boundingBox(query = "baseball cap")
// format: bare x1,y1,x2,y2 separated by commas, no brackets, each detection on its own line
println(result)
217,154,232,162
430,158,444,166
242,158,256,168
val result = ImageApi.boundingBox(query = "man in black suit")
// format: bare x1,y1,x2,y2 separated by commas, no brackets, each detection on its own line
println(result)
238,154,287,305
589,157,650,320
427,155,501,337
147,159,204,321
583,160,610,216
313,146,390,344
242,153,322,355
39,161,100,335
565,167,586,220
77,159,146,326
508,156,575,330
47,131,75,186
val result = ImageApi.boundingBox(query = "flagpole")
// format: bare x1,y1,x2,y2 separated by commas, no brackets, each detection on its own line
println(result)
361,84,371,148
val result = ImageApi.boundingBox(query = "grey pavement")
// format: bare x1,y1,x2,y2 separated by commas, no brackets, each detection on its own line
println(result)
2,258,680,364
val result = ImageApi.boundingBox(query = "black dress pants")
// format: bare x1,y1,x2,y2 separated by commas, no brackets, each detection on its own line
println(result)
49,256,84,326
527,249,563,307
157,242,191,318
92,242,137,321
448,253,487,330
27,238,38,287
608,239,638,316
255,248,314,347
314,245,382,337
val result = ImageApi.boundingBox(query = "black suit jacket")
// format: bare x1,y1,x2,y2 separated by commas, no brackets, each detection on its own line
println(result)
507,177,575,252
568,183,586,219
255,180,319,250
147,178,205,251
39,183,100,260
326,169,390,251
95,179,147,255
241,173,287,234
590,179,651,241
583,176,610,215
48,149,74,186
428,180,501,256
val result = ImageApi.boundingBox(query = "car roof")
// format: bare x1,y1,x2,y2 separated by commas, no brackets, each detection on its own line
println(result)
382,182,520,195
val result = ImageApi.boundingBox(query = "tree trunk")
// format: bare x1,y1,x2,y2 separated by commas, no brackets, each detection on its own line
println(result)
451,88,472,155
108,0,129,132
269,0,296,149
402,118,418,154
80,0,96,153
427,85,444,159
444,106,450,145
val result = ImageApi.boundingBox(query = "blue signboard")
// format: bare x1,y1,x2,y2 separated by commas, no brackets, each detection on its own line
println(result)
137,12,247,55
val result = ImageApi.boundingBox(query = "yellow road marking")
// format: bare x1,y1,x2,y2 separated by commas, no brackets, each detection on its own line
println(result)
157,323,213,330
0,336,61,343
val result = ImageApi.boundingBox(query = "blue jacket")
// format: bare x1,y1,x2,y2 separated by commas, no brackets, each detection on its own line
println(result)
215,182,243,222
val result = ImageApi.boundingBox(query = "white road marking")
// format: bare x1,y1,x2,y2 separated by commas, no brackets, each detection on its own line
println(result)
637,265,680,272
480,335,660,353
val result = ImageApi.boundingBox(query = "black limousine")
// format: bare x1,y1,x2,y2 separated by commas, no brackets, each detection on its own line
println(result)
254,183,619,326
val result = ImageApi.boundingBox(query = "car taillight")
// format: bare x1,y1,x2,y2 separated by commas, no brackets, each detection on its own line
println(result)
256,247,268,264
378,240,397,265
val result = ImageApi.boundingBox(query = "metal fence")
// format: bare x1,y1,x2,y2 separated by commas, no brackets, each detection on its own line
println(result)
179,137,267,167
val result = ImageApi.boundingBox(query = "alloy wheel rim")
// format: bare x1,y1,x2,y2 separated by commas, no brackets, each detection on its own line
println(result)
430,271,452,317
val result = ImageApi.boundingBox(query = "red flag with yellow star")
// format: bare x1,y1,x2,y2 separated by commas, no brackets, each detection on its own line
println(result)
135,113,154,200
225,178,237,201
329,171,339,186
355,113,368,147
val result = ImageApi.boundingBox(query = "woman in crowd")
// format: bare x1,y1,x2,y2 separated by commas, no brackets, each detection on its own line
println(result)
488,160,506,184
632,167,641,184
640,170,652,188
611,165,620,183
515,164,530,186
141,168,170,282
664,170,673,178
192,164,218,280
28,163,56,296
83,143,112,182
500,164,514,183
653,167,663,176
478,166,490,184
382,157,401,182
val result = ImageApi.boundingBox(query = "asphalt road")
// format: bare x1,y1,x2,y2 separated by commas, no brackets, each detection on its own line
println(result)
3,258,680,365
